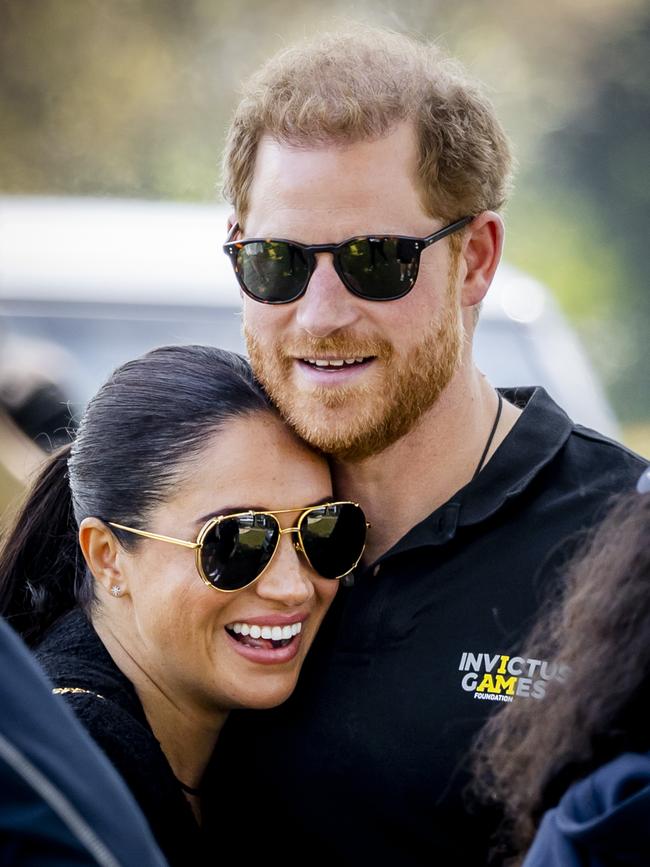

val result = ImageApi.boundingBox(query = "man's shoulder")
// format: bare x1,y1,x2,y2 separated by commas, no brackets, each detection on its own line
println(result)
534,422,646,557
503,385,646,494
464,388,645,529
570,422,644,459
561,421,646,484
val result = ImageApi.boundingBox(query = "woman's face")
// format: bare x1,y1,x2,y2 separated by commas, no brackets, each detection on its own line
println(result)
106,412,338,719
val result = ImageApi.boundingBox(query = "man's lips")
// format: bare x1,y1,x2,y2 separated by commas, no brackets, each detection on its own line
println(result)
300,356,370,368
294,356,376,383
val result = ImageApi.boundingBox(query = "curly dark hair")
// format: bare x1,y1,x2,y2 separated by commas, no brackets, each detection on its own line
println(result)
471,489,650,865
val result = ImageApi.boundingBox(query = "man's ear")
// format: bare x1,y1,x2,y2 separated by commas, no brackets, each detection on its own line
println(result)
78,518,129,599
226,212,238,233
459,211,504,308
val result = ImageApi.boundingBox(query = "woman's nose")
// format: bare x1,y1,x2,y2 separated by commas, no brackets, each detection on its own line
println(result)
254,532,315,606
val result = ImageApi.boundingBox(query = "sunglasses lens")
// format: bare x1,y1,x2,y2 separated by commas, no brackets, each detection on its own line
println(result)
200,514,279,591
300,503,367,579
338,237,419,300
236,241,310,303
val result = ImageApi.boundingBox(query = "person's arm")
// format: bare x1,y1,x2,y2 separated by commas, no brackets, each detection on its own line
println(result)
0,618,168,867
523,752,650,867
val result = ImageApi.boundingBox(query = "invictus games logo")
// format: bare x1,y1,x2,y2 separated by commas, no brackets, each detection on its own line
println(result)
459,651,569,703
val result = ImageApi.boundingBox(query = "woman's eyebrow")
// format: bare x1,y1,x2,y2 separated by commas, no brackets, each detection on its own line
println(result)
195,506,267,525
195,497,335,526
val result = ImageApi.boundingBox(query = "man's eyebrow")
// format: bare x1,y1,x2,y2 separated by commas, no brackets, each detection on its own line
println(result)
194,496,334,526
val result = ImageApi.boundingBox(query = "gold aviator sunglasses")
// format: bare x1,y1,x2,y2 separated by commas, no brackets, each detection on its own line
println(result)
108,501,368,593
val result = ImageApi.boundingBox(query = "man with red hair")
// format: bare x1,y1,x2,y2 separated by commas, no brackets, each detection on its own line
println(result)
216,25,646,865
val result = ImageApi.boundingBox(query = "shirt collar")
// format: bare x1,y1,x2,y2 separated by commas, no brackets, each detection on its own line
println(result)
383,387,574,556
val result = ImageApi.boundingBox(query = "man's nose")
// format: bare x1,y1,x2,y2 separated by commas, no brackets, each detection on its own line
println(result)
254,533,315,607
295,253,361,338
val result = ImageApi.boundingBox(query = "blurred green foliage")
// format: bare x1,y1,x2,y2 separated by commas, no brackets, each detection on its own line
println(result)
0,0,648,420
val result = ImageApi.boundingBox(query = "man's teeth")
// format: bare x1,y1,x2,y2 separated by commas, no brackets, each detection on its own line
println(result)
303,358,366,367
230,622,302,640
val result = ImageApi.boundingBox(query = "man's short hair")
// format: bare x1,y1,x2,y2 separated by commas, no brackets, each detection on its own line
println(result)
222,25,514,227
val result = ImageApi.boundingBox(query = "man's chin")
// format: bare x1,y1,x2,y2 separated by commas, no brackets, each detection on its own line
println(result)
280,401,404,463
281,400,363,453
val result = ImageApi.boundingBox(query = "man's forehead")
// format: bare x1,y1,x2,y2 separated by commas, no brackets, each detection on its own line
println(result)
251,134,373,193
253,123,418,172
246,125,424,235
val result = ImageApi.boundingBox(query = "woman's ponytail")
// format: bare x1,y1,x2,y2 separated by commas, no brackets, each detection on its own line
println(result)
0,442,84,645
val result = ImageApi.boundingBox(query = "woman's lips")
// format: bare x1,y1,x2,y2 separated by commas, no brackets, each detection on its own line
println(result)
224,627,303,665
224,614,307,665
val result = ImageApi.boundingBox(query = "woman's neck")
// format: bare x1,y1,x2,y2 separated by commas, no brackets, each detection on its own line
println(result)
92,615,227,821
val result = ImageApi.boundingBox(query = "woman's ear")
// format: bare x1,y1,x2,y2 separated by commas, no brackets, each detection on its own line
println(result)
78,518,129,599
459,211,504,308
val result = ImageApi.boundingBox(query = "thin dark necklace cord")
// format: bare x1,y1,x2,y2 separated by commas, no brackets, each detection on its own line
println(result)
175,775,202,797
471,391,504,481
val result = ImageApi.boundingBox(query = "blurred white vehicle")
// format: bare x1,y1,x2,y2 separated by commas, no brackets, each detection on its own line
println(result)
0,196,619,436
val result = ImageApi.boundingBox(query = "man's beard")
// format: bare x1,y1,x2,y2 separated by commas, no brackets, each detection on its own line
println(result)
245,285,464,463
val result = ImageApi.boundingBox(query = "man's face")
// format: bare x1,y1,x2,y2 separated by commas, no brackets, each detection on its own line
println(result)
241,122,465,462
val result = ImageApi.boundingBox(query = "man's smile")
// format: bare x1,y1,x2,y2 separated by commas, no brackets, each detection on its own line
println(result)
295,356,377,385
300,357,369,368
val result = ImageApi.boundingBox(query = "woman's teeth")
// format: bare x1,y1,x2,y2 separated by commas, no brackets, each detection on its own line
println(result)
234,622,301,639
226,621,302,649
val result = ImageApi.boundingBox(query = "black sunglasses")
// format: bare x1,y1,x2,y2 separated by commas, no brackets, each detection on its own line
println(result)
108,501,368,593
223,216,473,304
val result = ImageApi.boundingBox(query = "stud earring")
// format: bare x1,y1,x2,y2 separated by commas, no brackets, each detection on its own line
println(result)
110,585,123,597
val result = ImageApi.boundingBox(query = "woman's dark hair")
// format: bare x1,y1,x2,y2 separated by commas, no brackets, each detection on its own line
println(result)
0,345,273,646
471,490,650,865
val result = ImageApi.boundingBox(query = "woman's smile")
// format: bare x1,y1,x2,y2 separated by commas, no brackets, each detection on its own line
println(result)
223,611,309,664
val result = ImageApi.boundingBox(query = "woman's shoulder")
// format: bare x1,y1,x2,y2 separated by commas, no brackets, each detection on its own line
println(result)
34,609,158,765
50,686,155,756
34,608,201,862
36,609,138,699
524,751,650,867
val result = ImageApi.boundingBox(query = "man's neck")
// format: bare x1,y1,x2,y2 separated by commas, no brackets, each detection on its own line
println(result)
331,365,522,564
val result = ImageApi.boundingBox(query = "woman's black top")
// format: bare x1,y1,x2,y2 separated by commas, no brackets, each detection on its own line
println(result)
35,608,219,867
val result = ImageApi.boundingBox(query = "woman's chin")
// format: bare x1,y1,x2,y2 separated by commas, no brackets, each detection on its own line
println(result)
230,677,301,712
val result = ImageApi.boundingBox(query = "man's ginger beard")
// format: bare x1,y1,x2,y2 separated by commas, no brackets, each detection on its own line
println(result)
245,273,464,463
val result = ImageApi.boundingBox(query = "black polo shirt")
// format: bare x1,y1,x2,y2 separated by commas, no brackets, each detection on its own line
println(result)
214,387,646,866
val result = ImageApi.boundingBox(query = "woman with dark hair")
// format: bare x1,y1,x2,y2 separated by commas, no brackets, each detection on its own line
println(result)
0,344,368,866
472,469,650,867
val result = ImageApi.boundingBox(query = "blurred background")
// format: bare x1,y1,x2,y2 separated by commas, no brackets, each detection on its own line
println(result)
0,0,648,516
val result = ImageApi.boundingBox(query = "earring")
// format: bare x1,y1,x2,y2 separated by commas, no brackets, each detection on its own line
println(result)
110,585,123,597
